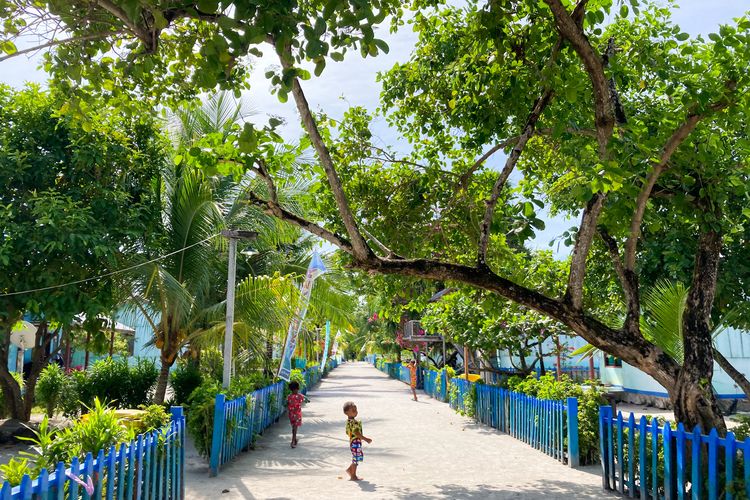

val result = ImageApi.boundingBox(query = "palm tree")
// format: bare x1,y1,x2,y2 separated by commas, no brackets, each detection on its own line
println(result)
574,280,749,400
126,93,355,402
126,167,225,403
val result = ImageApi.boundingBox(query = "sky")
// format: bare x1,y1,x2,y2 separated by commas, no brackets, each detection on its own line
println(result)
1,0,747,257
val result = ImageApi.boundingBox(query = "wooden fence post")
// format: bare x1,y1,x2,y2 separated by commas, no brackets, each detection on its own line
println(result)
209,394,226,477
171,406,186,499
600,405,611,490
441,369,447,402
567,397,580,468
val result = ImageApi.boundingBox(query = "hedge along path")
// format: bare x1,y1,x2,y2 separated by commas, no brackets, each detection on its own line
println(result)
184,362,610,499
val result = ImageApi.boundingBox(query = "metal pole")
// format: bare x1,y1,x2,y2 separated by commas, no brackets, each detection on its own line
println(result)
222,237,237,389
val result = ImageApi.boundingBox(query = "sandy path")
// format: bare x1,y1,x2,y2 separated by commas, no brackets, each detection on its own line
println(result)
184,362,609,499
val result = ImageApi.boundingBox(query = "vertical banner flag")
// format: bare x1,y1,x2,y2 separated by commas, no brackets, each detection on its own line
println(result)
320,320,331,370
331,329,342,359
278,251,327,381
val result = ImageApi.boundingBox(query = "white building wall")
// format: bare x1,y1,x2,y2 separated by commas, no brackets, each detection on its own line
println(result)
614,327,750,399
494,335,594,370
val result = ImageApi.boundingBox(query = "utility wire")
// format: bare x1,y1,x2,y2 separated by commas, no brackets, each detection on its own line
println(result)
0,234,220,298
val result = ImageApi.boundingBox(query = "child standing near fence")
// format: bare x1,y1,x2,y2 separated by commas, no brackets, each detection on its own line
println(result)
408,359,418,401
287,381,304,448
343,401,371,481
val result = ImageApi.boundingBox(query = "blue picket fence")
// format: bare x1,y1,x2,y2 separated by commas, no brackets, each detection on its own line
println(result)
449,378,474,414
600,406,750,499
303,366,321,393
371,357,581,467
209,381,285,477
475,384,579,466
423,369,447,402
1,407,185,499
209,364,339,476
399,365,411,385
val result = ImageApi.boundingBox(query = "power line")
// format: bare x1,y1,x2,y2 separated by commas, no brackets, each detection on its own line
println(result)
0,234,220,298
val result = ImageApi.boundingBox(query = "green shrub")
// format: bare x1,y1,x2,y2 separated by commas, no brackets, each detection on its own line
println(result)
59,369,86,418
170,360,203,406
134,404,171,434
186,380,221,458
81,358,130,407
61,358,158,416
0,457,32,486
123,358,158,408
36,364,66,417
290,369,306,390
75,398,130,457
229,372,272,396
18,415,70,473
198,348,223,382
19,399,129,475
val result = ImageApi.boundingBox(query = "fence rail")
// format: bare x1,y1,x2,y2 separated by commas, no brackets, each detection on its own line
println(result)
399,365,411,385
475,385,579,466
449,378,473,414
600,405,750,499
422,369,447,402
1,407,185,499
209,363,339,477
370,355,579,466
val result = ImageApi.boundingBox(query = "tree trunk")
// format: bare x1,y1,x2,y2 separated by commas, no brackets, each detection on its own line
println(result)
713,348,750,401
154,357,172,405
673,229,727,434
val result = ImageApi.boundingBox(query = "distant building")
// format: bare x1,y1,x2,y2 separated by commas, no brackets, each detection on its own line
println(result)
6,309,162,375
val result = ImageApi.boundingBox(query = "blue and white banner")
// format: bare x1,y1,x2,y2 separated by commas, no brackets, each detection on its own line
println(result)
320,320,331,370
331,329,342,358
278,251,327,381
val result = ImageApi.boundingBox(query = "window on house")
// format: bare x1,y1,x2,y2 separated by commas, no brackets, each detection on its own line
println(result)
604,355,622,367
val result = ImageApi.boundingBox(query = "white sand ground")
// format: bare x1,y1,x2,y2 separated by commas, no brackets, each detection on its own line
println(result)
184,362,609,499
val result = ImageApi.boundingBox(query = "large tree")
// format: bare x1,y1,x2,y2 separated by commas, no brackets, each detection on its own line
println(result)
0,85,164,420
2,0,749,432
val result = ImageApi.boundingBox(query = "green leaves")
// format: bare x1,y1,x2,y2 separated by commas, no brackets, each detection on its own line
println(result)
0,1,404,107
1,39,16,55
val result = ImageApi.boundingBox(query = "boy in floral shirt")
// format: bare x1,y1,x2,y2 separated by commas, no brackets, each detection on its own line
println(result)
343,401,372,480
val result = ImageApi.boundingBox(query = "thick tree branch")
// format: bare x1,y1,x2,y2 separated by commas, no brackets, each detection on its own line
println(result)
544,0,615,156
246,191,353,253
713,348,750,402
564,192,605,310
624,101,731,271
96,0,151,44
249,158,278,204
477,89,554,266
277,48,373,261
598,228,640,333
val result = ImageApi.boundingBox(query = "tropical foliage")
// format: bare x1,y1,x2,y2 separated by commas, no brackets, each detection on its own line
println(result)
0,85,165,420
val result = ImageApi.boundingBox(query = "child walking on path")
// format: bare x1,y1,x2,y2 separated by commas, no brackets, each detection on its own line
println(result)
287,381,304,448
343,401,372,481
408,359,418,401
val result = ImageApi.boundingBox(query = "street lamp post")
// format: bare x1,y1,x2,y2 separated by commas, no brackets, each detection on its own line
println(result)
222,229,257,389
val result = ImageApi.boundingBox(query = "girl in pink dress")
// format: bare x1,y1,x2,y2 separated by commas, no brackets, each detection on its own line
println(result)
287,381,304,448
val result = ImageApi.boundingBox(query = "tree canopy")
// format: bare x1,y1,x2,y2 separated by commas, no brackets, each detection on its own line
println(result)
0,84,166,418
2,0,750,432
